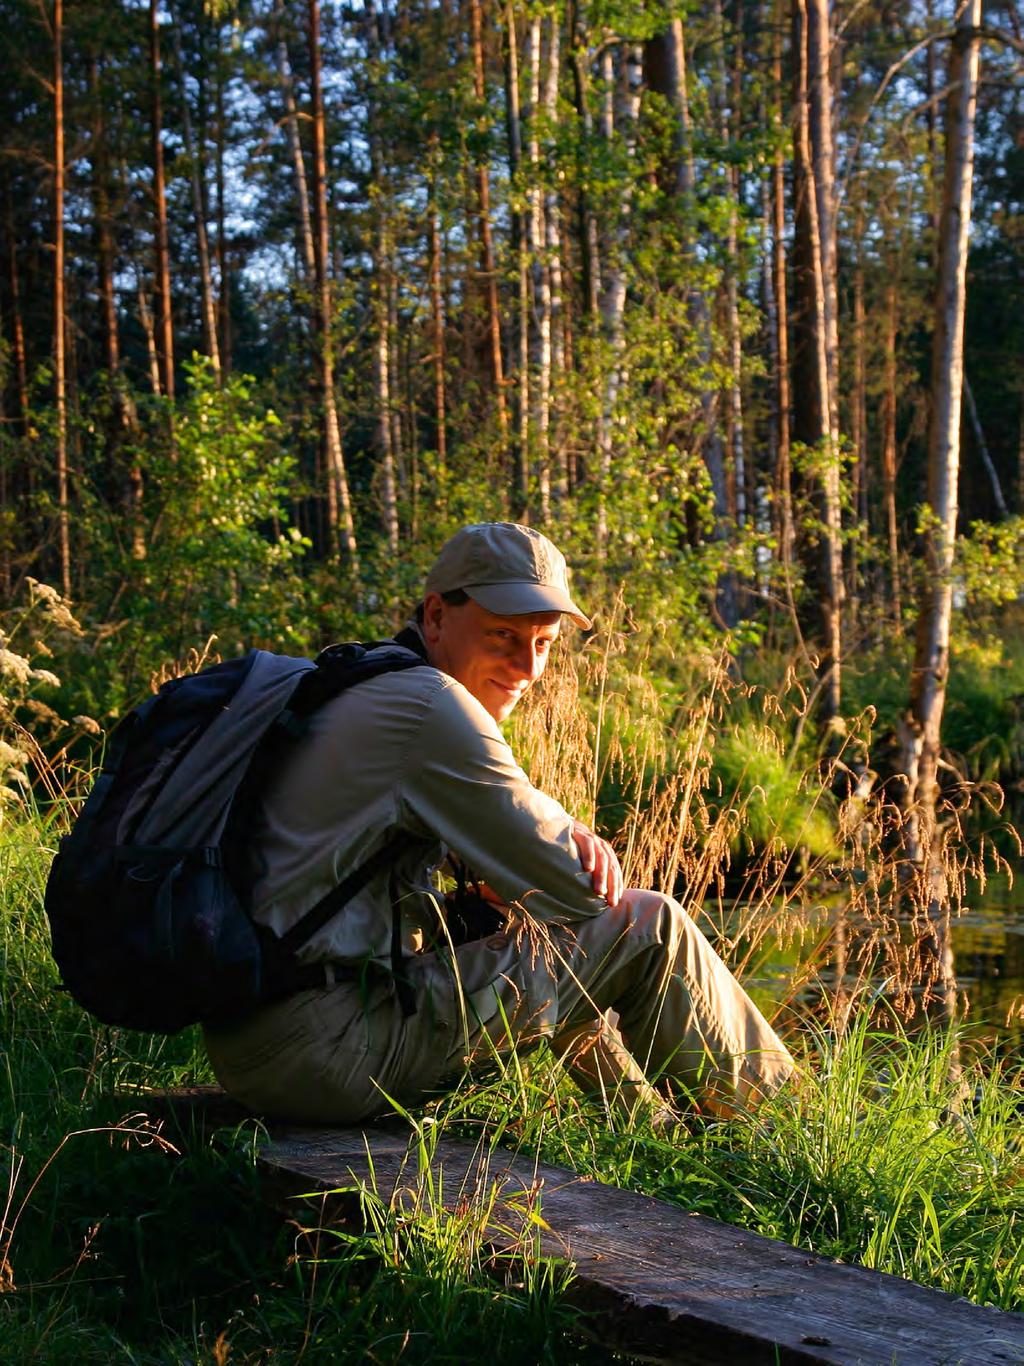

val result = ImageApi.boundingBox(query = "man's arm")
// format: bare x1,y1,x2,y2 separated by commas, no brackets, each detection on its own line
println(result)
400,678,618,925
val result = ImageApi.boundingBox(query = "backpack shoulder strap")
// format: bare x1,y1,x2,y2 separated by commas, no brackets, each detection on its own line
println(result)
241,640,431,977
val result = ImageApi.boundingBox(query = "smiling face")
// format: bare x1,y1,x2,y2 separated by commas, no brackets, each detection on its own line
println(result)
420,592,562,722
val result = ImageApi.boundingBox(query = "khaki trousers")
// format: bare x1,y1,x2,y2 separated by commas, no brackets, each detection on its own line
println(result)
204,890,795,1126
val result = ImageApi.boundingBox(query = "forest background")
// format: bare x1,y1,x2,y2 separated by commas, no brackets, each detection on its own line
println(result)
2,2,1024,1357
2,0,1023,825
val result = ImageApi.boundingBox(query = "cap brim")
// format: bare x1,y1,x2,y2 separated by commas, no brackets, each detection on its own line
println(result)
465,582,591,630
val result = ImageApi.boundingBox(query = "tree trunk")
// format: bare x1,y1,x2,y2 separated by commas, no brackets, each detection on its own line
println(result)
274,0,316,282
645,19,730,599
525,13,551,521
595,43,642,554
2,183,29,430
713,0,745,529
169,0,221,378
504,0,529,513
308,0,359,569
91,59,120,379
365,0,398,560
214,21,231,372
150,0,175,401
133,264,163,398
468,0,509,451
54,0,70,598
881,275,902,620
849,205,866,619
898,0,982,1017
91,60,145,560
771,0,792,572
427,139,448,480
568,0,601,324
963,372,1007,518
791,0,842,718
543,15,566,504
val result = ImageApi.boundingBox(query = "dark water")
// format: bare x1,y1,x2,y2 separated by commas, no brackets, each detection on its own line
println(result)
738,874,1024,1054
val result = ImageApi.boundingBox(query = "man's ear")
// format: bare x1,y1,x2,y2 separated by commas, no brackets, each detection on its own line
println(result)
421,591,445,645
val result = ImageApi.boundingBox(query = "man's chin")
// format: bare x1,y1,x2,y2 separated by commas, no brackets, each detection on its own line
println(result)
492,696,524,723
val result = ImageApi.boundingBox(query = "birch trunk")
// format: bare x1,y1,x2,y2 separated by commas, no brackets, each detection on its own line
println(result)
150,0,174,401
54,0,70,597
595,44,642,554
898,0,982,1019
169,0,221,378
308,0,358,568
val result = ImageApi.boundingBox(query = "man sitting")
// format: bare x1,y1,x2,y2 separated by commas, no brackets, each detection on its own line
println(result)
204,523,794,1125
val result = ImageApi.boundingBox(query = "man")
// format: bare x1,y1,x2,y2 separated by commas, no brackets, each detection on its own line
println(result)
205,523,794,1125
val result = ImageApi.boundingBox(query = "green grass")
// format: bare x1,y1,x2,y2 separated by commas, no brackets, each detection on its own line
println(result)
441,1010,1024,1315
3,806,1022,1364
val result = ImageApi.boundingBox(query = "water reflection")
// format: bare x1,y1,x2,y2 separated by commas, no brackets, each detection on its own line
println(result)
727,876,1024,1053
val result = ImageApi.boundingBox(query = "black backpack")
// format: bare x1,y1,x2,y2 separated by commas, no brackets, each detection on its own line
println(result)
44,639,427,1034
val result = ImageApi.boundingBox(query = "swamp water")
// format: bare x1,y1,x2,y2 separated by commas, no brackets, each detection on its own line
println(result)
735,873,1024,1054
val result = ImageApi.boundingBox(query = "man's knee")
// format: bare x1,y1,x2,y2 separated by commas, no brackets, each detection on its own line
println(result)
616,887,692,949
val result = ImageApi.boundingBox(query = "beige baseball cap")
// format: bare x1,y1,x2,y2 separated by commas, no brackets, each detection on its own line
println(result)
425,523,591,629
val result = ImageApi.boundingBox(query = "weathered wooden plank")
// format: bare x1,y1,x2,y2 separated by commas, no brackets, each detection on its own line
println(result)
136,1089,1024,1366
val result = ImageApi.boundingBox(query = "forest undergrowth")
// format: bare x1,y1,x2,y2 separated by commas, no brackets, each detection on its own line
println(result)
2,614,1024,1363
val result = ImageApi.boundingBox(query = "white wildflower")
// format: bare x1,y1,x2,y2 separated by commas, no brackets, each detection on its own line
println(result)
25,577,60,607
30,668,61,689
0,784,24,807
0,740,28,768
72,715,102,737
0,650,31,687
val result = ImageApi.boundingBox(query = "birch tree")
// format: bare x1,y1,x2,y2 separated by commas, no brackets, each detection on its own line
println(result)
899,0,982,867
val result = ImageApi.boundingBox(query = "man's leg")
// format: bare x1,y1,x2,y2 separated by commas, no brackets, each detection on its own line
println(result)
433,890,795,1116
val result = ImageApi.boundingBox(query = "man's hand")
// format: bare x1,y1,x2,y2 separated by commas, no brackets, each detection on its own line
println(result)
571,819,623,908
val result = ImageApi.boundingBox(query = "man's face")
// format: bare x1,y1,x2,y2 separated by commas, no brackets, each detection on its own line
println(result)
421,593,561,722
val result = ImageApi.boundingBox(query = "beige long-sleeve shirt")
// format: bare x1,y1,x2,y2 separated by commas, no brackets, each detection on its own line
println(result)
249,646,605,964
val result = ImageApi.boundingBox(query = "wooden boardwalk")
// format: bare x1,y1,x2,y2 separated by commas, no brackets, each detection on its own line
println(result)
150,1089,1024,1366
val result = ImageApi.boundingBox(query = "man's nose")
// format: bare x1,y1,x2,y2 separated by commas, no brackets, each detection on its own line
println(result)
511,639,545,682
